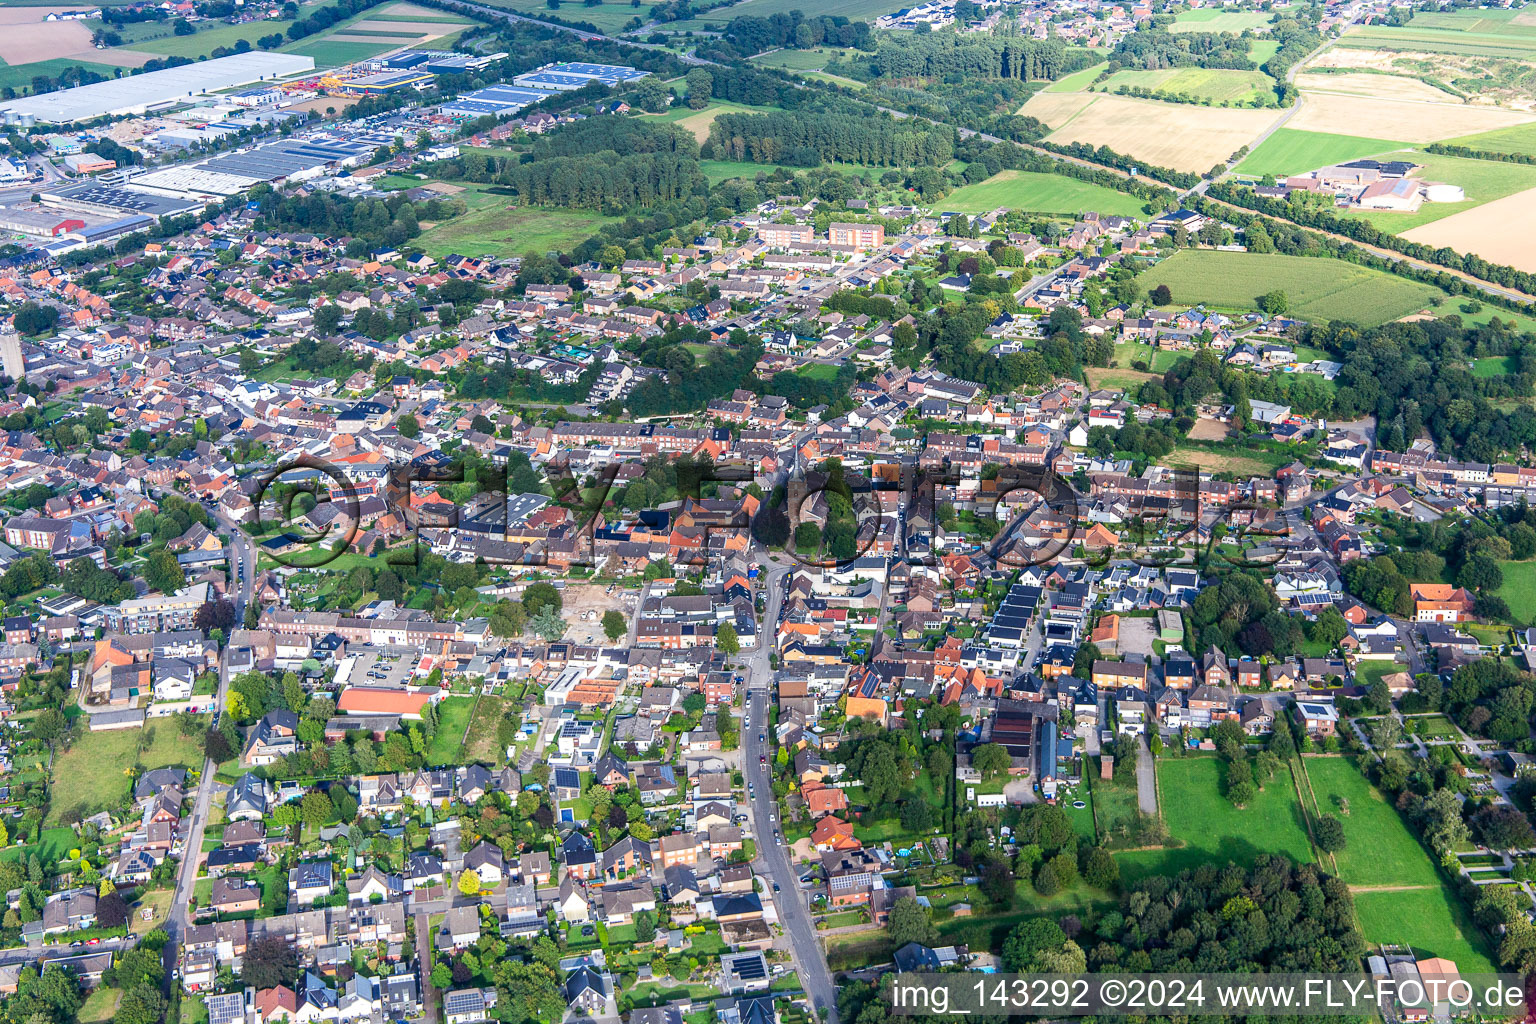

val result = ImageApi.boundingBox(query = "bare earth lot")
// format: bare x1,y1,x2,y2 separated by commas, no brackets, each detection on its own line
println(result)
0,7,154,66
557,584,636,645
1295,71,1460,104
1289,90,1536,141
1024,93,1277,173
1401,183,1536,271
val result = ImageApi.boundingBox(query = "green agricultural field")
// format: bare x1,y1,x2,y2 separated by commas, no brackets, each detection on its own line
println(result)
1171,8,1273,33
1353,889,1497,974
1235,127,1409,177
941,170,1148,217
1338,149,1536,233
134,20,293,57
1102,67,1273,105
1249,38,1280,67
1405,7,1536,37
471,0,642,34
664,0,896,30
1136,250,1440,326
283,38,399,65
749,48,842,71
1044,63,1108,93
1495,559,1536,624
1116,756,1314,882
1338,25,1536,58
1302,756,1439,888
0,59,124,95
1445,122,1536,158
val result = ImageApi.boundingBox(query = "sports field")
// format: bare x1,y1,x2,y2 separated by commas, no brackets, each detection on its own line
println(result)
1235,128,1409,177
1301,756,1439,888
941,170,1148,217
1171,8,1273,33
1136,250,1442,327
1116,757,1314,882
1104,67,1273,105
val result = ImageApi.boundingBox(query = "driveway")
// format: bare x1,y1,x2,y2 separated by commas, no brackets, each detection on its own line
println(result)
1135,738,1158,815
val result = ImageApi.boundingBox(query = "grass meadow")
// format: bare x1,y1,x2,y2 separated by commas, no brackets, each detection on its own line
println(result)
1136,250,1440,326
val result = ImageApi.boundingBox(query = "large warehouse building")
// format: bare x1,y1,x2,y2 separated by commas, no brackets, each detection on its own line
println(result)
0,52,315,125
511,61,648,92
441,85,555,119
125,135,374,199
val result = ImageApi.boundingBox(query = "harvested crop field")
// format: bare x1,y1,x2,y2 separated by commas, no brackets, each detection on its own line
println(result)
1017,89,1096,122
1287,90,1536,142
0,10,142,65
1400,184,1536,272
1296,70,1459,103
1029,94,1277,173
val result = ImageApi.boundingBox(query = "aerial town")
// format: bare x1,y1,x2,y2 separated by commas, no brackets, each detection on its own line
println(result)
1,0,1536,1023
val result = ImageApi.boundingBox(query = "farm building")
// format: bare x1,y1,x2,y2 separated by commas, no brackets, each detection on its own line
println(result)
1357,178,1423,212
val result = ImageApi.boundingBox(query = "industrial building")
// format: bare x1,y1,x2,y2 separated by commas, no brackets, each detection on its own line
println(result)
440,85,554,119
61,153,116,175
379,49,504,75
511,61,648,92
40,182,201,220
126,135,373,199
0,52,315,125
349,70,435,95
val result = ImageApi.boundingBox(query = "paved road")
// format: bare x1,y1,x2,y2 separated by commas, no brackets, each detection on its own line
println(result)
161,522,252,986
1135,737,1157,815
739,562,838,1024
416,910,439,1024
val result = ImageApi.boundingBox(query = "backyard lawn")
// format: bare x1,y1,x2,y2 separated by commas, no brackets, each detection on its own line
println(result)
1301,756,1439,888
1353,888,1498,974
1116,756,1314,881
1495,559,1536,623
425,696,476,765
46,725,202,825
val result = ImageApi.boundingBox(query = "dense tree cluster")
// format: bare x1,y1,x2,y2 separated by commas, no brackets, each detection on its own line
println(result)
874,33,1078,82
715,11,873,57
704,109,955,167
1109,27,1255,71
